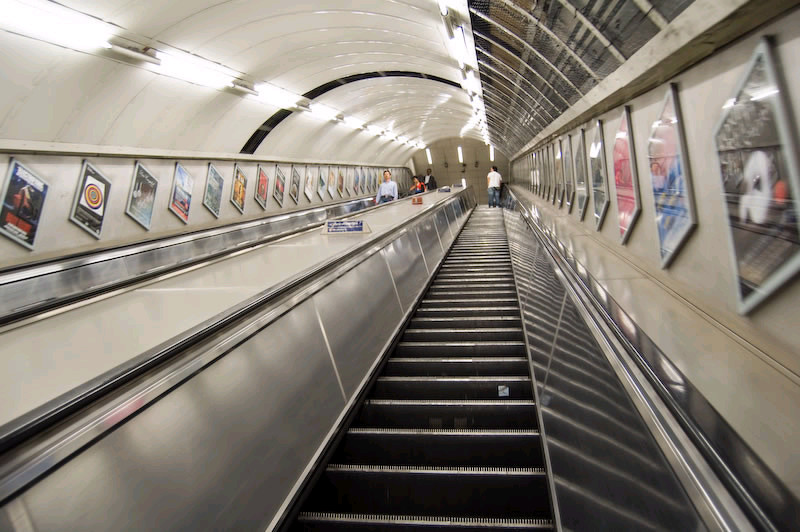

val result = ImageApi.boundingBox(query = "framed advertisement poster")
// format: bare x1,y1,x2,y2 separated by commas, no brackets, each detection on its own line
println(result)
273,165,286,207
549,144,557,204
614,106,642,244
0,159,49,249
589,120,610,230
289,165,302,205
231,164,247,213
69,161,111,239
255,164,270,209
574,129,589,220
346,166,355,196
304,165,316,201
714,38,800,313
353,168,361,194
169,163,193,223
555,141,565,208
126,162,158,230
563,135,575,212
203,163,224,218
328,167,337,198
648,84,697,268
317,165,328,200
336,167,345,197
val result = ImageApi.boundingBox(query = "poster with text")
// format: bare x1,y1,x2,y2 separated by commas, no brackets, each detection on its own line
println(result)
714,39,800,313
346,166,355,196
648,84,696,268
255,164,270,209
328,167,337,198
337,167,345,197
169,163,193,223
0,159,49,249
304,165,316,201
289,165,302,204
317,165,328,200
231,164,247,213
574,130,589,220
70,161,111,239
613,106,642,244
203,163,224,218
589,120,610,230
273,165,286,207
354,168,361,194
126,162,158,230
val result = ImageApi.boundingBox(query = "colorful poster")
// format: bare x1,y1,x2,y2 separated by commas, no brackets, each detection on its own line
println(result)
563,135,574,212
231,164,247,213
289,165,302,204
69,161,111,239
304,165,316,201
648,84,696,268
203,163,224,218
354,168,361,194
0,159,49,249
555,141,564,207
317,165,328,200
346,166,355,196
273,165,286,207
126,162,158,230
328,167,337,198
337,167,345,197
574,130,589,220
613,106,641,244
169,163,193,223
714,39,800,313
255,164,269,209
589,120,610,230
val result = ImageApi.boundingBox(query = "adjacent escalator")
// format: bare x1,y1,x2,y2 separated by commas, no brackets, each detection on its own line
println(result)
291,206,553,531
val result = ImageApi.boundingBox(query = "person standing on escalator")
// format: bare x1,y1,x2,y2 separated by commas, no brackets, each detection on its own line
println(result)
487,166,502,208
376,170,398,204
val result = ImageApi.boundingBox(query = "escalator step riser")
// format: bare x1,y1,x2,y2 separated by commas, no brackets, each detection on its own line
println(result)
384,358,528,376
414,307,521,317
423,291,517,299
294,516,552,531
394,342,526,357
409,317,522,329
371,379,533,399
401,330,523,342
419,302,519,310
428,285,516,293
355,402,538,429
303,469,550,519
333,432,543,468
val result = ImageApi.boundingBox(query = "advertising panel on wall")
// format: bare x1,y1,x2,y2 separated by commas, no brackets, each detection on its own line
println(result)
231,164,247,213
304,165,316,202
203,163,224,218
337,167,345,197
273,165,286,207
0,159,49,249
614,106,642,244
328,167,337,198
590,120,610,230
289,165,302,205
574,129,589,220
255,164,270,209
563,135,574,212
317,166,328,200
648,84,697,268
714,38,800,313
346,166,355,196
169,163,193,223
126,162,158,230
555,141,565,208
354,167,361,194
69,161,111,239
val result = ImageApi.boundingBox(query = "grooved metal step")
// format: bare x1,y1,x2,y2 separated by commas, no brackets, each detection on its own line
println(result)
384,357,529,376
296,512,554,530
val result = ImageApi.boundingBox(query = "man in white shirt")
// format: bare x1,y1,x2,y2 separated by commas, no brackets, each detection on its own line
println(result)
487,166,502,207
376,170,398,204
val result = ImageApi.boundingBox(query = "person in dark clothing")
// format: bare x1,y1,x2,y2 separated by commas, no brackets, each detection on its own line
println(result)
423,168,437,190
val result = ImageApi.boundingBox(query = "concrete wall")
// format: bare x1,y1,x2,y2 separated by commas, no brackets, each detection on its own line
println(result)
411,138,510,205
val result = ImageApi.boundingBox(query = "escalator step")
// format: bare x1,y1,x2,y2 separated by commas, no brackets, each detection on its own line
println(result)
394,341,526,357
385,357,528,376
372,375,533,399
420,298,518,308
410,316,522,328
402,328,523,342
414,306,521,317
295,512,553,531
355,399,537,429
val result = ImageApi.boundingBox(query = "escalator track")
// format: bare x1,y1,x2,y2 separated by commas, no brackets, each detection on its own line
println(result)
291,207,554,531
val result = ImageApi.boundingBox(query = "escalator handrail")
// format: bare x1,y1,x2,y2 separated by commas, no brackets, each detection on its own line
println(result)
0,188,473,497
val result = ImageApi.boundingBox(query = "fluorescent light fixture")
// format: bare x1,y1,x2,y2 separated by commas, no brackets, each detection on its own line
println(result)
157,50,234,89
397,136,409,144
230,79,258,96
589,141,601,159
750,87,778,101
555,149,561,160
426,148,433,165
449,25,469,69
254,83,303,109
108,43,160,65
457,146,464,164
3,0,113,51
464,69,481,95
489,145,495,162
367,125,383,136
309,102,340,121
722,98,736,109
344,116,365,129
438,0,449,16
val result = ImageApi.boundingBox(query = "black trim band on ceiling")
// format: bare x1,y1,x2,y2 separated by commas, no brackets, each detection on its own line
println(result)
240,71,462,154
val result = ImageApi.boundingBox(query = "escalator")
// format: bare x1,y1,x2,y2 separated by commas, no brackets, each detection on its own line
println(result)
291,207,554,531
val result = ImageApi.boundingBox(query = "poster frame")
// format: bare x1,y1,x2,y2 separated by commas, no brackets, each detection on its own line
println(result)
203,163,224,218
336,167,345,198
590,120,610,231
69,160,111,240
304,165,316,202
0,158,49,250
648,83,697,268
713,38,800,313
317,165,328,200
563,134,575,212
614,106,642,244
125,161,158,231
273,165,286,207
555,140,565,208
168,162,193,224
575,128,590,221
289,165,302,205
328,167,337,198
230,163,247,214
254,164,270,210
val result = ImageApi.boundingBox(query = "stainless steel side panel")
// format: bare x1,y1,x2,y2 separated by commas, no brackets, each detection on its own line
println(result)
434,209,453,247
415,218,444,268
313,252,403,398
9,299,343,532
381,230,428,313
